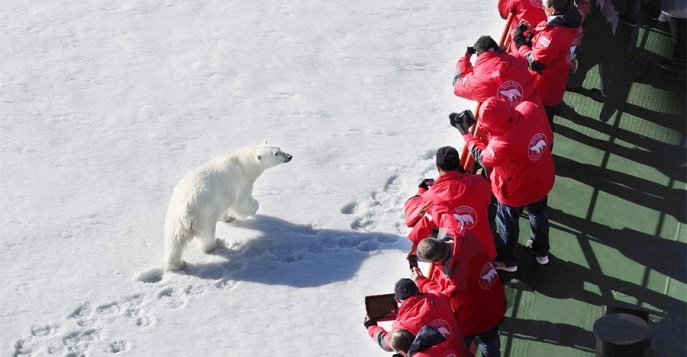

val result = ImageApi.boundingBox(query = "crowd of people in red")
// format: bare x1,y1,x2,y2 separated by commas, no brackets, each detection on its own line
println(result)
362,0,590,356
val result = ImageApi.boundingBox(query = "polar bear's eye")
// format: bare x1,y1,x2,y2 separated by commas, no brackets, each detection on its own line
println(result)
274,152,278,156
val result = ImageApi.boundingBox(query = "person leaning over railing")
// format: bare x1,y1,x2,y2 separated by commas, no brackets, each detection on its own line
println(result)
364,278,469,356
453,35,542,108
411,232,506,357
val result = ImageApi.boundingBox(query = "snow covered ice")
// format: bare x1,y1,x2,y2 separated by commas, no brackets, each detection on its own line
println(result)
1,0,505,355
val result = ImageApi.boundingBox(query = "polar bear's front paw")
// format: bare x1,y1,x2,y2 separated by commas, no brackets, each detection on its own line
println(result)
164,260,187,272
234,199,259,218
221,213,237,223
199,239,218,254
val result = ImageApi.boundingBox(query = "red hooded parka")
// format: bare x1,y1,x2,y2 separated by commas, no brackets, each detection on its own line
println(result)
405,171,497,260
366,293,469,356
454,51,542,107
465,97,555,207
414,228,507,336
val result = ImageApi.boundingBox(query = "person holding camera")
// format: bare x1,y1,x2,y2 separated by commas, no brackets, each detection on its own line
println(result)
403,146,497,261
512,0,582,124
364,278,468,356
498,0,547,53
453,96,555,272
453,35,541,107
411,229,506,357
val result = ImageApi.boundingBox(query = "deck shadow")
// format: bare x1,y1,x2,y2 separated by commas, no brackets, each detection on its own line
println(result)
554,104,686,184
548,207,686,284
553,155,686,223
499,316,596,354
497,252,684,313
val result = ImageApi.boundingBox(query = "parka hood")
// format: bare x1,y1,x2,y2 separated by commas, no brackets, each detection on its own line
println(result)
477,97,518,135
407,325,447,356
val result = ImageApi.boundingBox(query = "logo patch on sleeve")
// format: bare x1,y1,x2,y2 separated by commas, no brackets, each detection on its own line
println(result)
540,36,551,47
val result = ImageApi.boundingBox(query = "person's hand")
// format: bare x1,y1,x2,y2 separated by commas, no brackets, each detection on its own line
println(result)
418,178,434,190
410,266,425,282
513,23,531,49
364,314,377,328
449,110,476,135
465,46,476,57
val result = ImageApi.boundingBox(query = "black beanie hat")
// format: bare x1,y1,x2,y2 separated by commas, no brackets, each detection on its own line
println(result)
394,278,419,300
436,146,460,171
473,36,500,54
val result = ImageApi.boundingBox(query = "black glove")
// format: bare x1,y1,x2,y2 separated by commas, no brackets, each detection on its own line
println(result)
513,24,529,49
449,110,476,135
364,319,378,328
418,178,434,190
466,46,476,56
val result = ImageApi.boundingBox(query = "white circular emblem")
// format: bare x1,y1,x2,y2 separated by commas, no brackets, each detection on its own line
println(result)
497,80,524,104
479,262,498,289
528,133,548,161
452,206,477,230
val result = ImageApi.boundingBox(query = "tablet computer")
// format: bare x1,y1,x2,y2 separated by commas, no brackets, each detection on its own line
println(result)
365,293,398,321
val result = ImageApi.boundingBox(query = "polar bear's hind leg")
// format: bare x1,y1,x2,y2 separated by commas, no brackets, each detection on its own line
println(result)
164,225,192,271
195,219,219,253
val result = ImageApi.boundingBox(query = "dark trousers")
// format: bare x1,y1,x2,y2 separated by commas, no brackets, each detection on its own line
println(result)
495,196,550,264
464,323,501,357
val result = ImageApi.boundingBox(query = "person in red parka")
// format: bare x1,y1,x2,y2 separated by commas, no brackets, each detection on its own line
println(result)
453,36,541,107
512,0,582,125
455,97,555,272
411,232,506,357
498,0,547,52
364,278,469,356
389,327,462,357
404,146,497,260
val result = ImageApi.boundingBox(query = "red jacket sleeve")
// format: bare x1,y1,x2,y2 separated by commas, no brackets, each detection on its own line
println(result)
497,0,513,19
367,325,394,352
415,274,443,296
407,215,437,247
453,57,477,100
404,194,432,227
465,135,508,168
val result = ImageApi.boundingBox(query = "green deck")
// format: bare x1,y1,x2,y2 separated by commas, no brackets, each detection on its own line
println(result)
494,5,686,357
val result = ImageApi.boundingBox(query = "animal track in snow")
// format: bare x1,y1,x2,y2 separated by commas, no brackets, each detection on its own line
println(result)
68,302,92,320
344,172,409,233
11,280,191,357
31,324,57,337
106,340,130,353
133,267,164,283
340,202,356,215
214,278,239,290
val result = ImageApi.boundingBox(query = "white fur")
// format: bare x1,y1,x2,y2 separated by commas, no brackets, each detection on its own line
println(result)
163,143,292,271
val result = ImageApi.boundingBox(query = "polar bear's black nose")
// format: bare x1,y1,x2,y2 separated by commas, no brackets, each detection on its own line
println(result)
284,153,293,162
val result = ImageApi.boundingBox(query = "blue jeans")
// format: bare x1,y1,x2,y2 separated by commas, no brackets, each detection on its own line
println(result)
495,196,550,265
464,323,501,357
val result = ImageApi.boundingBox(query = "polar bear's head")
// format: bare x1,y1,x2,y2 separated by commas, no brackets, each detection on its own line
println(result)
255,143,293,169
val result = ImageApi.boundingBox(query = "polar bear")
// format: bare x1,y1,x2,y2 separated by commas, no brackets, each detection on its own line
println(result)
163,142,292,271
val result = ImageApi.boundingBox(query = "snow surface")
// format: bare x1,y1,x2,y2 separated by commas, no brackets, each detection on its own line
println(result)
1,1,506,356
